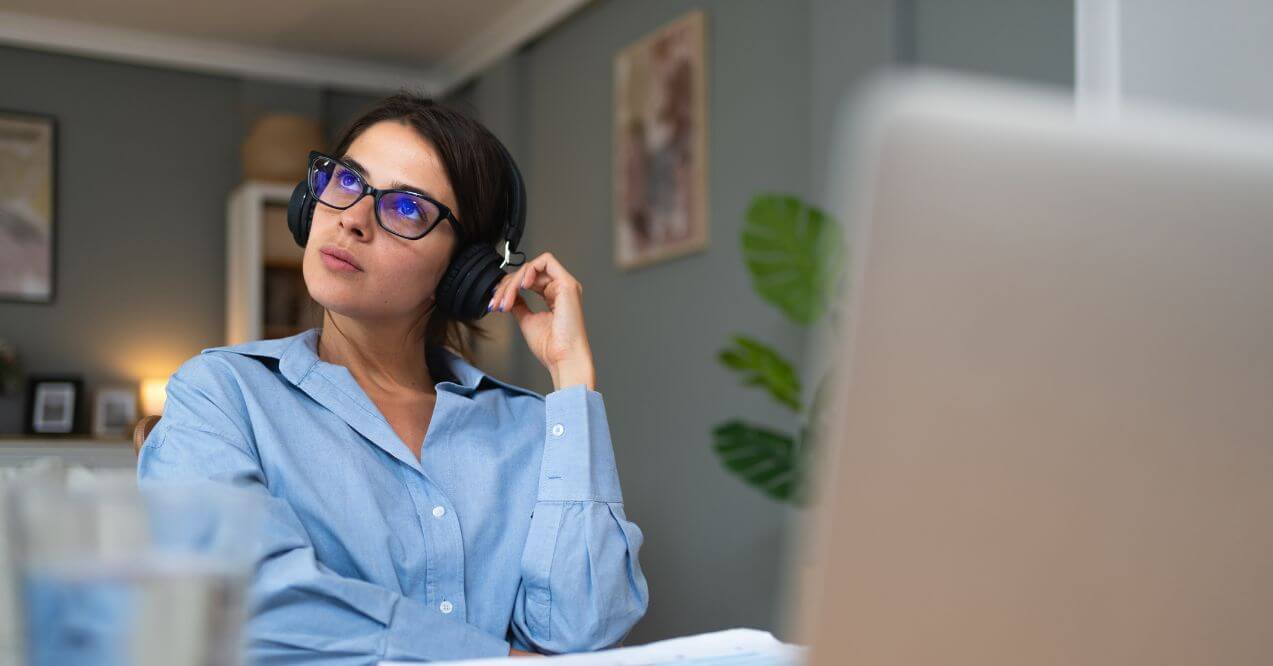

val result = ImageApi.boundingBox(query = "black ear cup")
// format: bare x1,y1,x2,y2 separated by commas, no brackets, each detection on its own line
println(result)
434,139,528,322
435,243,504,320
287,180,315,247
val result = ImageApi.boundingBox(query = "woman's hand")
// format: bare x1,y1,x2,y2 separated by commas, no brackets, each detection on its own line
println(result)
487,252,596,391
509,647,543,657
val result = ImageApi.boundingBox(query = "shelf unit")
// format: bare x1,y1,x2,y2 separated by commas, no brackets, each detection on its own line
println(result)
0,436,135,469
226,181,320,345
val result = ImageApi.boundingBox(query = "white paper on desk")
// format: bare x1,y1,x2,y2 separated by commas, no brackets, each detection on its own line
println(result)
380,628,807,665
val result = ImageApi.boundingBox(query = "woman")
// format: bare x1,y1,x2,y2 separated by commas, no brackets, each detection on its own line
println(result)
137,94,649,664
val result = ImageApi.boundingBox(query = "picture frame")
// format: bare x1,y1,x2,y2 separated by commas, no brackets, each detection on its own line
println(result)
24,375,83,435
0,108,58,303
613,9,710,270
92,385,138,439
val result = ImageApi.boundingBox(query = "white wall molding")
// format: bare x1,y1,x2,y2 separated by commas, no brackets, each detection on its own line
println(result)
432,0,591,92
0,10,440,94
0,1,591,95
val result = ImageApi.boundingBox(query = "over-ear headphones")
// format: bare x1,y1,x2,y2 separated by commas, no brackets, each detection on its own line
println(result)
286,138,527,321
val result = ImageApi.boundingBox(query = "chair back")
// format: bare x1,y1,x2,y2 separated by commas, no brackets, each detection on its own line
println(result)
133,415,161,456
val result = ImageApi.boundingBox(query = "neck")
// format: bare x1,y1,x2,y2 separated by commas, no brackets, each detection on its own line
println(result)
316,309,435,395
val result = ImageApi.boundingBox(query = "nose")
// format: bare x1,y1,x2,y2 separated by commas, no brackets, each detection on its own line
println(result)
338,195,376,238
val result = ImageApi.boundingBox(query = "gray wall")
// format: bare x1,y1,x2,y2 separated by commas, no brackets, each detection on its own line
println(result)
904,0,1075,87
0,45,379,433
0,46,240,432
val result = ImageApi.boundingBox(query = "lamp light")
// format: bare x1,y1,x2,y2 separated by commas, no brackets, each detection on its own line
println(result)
140,378,168,417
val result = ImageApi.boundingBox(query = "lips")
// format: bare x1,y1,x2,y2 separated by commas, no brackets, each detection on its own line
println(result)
320,246,362,271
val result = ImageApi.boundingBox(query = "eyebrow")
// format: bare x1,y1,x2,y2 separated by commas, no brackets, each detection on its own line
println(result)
340,155,437,200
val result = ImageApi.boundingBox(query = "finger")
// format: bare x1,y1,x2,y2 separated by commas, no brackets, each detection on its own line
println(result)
507,260,537,311
486,280,503,313
518,258,582,303
520,262,535,289
503,267,527,309
527,252,576,285
519,262,540,296
501,265,527,313
490,267,523,312
532,272,583,310
489,273,509,313
519,270,557,300
509,291,535,325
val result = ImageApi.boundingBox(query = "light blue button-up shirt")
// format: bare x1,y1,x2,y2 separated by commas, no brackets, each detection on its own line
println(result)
136,327,649,665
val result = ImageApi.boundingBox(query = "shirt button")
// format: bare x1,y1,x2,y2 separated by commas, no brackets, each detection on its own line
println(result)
551,423,565,437
439,600,454,614
432,505,445,518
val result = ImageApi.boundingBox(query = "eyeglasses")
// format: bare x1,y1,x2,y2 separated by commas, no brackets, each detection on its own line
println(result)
306,151,462,241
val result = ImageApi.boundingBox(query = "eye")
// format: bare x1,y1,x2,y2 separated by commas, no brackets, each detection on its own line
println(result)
395,198,420,218
336,169,360,190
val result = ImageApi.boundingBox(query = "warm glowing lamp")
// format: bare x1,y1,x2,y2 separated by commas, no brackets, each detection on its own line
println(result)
140,378,168,416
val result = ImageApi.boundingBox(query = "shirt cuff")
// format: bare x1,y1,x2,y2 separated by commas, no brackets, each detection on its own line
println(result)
538,383,624,503
384,596,510,662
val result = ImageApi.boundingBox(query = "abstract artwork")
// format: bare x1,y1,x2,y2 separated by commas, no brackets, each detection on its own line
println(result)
614,10,709,269
0,109,56,302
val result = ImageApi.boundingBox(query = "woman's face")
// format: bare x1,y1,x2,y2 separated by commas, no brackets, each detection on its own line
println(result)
303,120,460,324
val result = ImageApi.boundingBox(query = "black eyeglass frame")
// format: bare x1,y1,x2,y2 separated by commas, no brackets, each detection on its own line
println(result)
306,150,463,242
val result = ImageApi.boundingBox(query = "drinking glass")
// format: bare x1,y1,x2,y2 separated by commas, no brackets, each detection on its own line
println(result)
7,476,261,666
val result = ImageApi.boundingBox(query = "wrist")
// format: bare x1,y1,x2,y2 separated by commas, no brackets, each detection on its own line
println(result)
550,354,596,391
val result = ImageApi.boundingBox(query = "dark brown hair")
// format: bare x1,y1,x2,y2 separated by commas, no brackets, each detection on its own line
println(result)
326,90,515,359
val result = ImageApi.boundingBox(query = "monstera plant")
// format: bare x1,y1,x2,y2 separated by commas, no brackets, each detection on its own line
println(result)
712,194,844,506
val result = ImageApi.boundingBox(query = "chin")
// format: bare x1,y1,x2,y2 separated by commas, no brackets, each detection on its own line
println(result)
306,274,431,325
307,280,375,320
303,260,366,318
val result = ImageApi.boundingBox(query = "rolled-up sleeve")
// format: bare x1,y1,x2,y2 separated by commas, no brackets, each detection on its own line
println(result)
511,383,650,654
137,358,511,665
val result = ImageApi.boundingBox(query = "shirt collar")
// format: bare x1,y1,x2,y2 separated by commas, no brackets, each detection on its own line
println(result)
203,327,541,400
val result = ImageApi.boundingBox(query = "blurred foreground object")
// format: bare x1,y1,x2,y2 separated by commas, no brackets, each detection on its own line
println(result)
8,474,261,666
796,71,1273,665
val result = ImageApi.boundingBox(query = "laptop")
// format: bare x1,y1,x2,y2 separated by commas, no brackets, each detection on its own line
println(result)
793,72,1273,666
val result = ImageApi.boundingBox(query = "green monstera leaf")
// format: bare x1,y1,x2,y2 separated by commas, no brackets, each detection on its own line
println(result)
712,374,834,505
717,335,801,412
712,420,811,505
742,194,843,325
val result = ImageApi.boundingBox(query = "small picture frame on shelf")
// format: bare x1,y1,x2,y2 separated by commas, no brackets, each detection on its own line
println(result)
92,385,137,439
24,375,83,435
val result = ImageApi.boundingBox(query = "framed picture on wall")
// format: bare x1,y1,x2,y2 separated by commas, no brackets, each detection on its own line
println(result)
613,9,709,270
0,109,57,303
24,376,83,435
